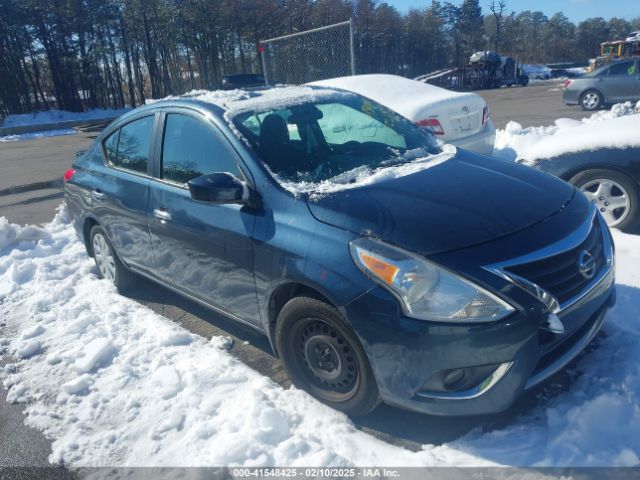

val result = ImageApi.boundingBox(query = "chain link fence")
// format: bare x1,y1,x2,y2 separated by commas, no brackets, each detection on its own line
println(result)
260,20,355,85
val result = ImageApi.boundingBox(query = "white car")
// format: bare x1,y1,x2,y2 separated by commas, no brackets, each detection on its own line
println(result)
309,74,495,155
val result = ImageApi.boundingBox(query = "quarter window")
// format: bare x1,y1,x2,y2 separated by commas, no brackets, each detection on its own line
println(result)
103,115,154,174
161,113,239,184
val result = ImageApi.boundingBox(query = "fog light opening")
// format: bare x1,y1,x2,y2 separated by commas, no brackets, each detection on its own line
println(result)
443,369,467,390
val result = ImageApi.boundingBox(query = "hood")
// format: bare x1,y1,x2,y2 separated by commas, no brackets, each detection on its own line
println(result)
306,150,575,256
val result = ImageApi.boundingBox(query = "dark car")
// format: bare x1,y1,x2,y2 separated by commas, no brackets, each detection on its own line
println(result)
563,59,640,110
221,73,265,90
550,68,580,79
64,87,615,416
530,147,640,232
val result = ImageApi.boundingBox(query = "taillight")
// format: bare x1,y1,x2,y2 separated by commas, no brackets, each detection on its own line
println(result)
63,169,76,183
416,118,445,135
564,79,572,89
482,106,490,126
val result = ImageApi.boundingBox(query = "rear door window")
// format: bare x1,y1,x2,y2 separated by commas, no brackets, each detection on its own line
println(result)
161,113,239,184
103,115,154,174
607,61,635,76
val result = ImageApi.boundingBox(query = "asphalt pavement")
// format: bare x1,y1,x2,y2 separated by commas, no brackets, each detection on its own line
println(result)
0,81,595,468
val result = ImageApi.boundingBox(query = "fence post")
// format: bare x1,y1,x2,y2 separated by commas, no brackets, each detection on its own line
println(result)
261,44,269,86
349,18,356,76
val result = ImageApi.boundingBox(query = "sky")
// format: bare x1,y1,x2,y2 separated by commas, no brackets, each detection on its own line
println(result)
386,0,640,23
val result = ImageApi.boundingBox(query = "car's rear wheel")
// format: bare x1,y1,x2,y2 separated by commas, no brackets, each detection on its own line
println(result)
570,169,640,232
580,90,603,111
90,225,137,292
275,296,380,416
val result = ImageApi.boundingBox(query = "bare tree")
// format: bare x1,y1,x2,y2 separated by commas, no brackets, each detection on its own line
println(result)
489,0,506,51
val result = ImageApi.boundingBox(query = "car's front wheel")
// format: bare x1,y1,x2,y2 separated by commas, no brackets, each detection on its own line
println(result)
90,225,137,292
580,90,603,111
570,169,640,232
275,296,380,416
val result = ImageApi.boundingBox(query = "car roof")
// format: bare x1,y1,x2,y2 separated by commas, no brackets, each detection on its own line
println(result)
117,85,355,124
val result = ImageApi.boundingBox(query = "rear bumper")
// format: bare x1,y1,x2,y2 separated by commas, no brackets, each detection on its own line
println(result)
345,263,615,416
563,88,581,105
449,120,496,155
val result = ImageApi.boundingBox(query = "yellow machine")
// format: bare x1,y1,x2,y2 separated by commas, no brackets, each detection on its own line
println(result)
588,39,640,71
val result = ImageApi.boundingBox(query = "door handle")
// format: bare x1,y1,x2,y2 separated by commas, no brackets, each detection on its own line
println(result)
153,208,172,222
91,189,105,201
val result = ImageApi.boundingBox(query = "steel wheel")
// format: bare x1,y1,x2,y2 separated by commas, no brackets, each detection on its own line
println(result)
579,178,630,227
92,232,116,281
294,318,360,402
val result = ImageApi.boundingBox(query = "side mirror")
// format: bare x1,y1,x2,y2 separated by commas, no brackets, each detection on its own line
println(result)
188,172,258,207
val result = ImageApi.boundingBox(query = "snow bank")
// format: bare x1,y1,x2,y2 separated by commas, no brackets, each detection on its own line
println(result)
0,128,77,143
1,207,639,467
1,108,130,128
0,208,484,467
494,101,640,162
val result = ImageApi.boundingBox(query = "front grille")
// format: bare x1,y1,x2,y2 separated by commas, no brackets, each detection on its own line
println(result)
505,218,605,304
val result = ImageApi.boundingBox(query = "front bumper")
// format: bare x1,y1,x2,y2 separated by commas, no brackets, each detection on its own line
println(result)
344,205,615,416
345,269,614,416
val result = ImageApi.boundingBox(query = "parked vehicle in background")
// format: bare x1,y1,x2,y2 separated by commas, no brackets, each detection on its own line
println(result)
310,74,495,155
533,147,640,232
550,68,579,79
418,51,529,90
221,73,265,90
564,59,640,110
523,64,551,80
65,86,615,417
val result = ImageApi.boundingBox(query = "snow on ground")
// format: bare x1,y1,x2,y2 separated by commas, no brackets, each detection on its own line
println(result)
493,100,640,162
0,206,639,467
1,108,130,128
0,128,77,143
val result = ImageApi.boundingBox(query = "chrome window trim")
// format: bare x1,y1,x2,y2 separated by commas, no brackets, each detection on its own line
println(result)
484,204,614,313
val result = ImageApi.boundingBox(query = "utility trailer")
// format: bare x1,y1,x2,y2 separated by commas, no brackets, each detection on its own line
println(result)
417,51,529,91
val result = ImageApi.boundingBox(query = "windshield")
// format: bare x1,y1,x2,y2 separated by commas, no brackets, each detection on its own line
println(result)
231,93,441,184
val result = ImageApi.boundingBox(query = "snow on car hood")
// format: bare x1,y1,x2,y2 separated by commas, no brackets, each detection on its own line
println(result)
277,144,455,199
306,149,576,256
494,101,640,163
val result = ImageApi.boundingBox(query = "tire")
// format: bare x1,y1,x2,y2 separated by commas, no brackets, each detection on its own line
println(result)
519,75,529,86
569,169,640,232
275,296,380,416
580,89,603,111
89,225,137,292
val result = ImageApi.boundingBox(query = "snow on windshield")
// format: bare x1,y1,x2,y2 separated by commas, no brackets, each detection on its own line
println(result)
278,144,455,199
494,100,640,163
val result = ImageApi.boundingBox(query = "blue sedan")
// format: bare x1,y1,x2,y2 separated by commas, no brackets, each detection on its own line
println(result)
64,87,615,416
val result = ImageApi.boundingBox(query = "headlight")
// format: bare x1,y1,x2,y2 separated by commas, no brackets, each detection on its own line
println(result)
349,237,514,323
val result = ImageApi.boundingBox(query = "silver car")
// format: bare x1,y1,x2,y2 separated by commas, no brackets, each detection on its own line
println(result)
563,59,640,111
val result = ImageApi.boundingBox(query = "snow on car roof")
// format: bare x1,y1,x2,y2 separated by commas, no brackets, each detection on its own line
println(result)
494,101,640,162
169,86,353,115
309,74,485,120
